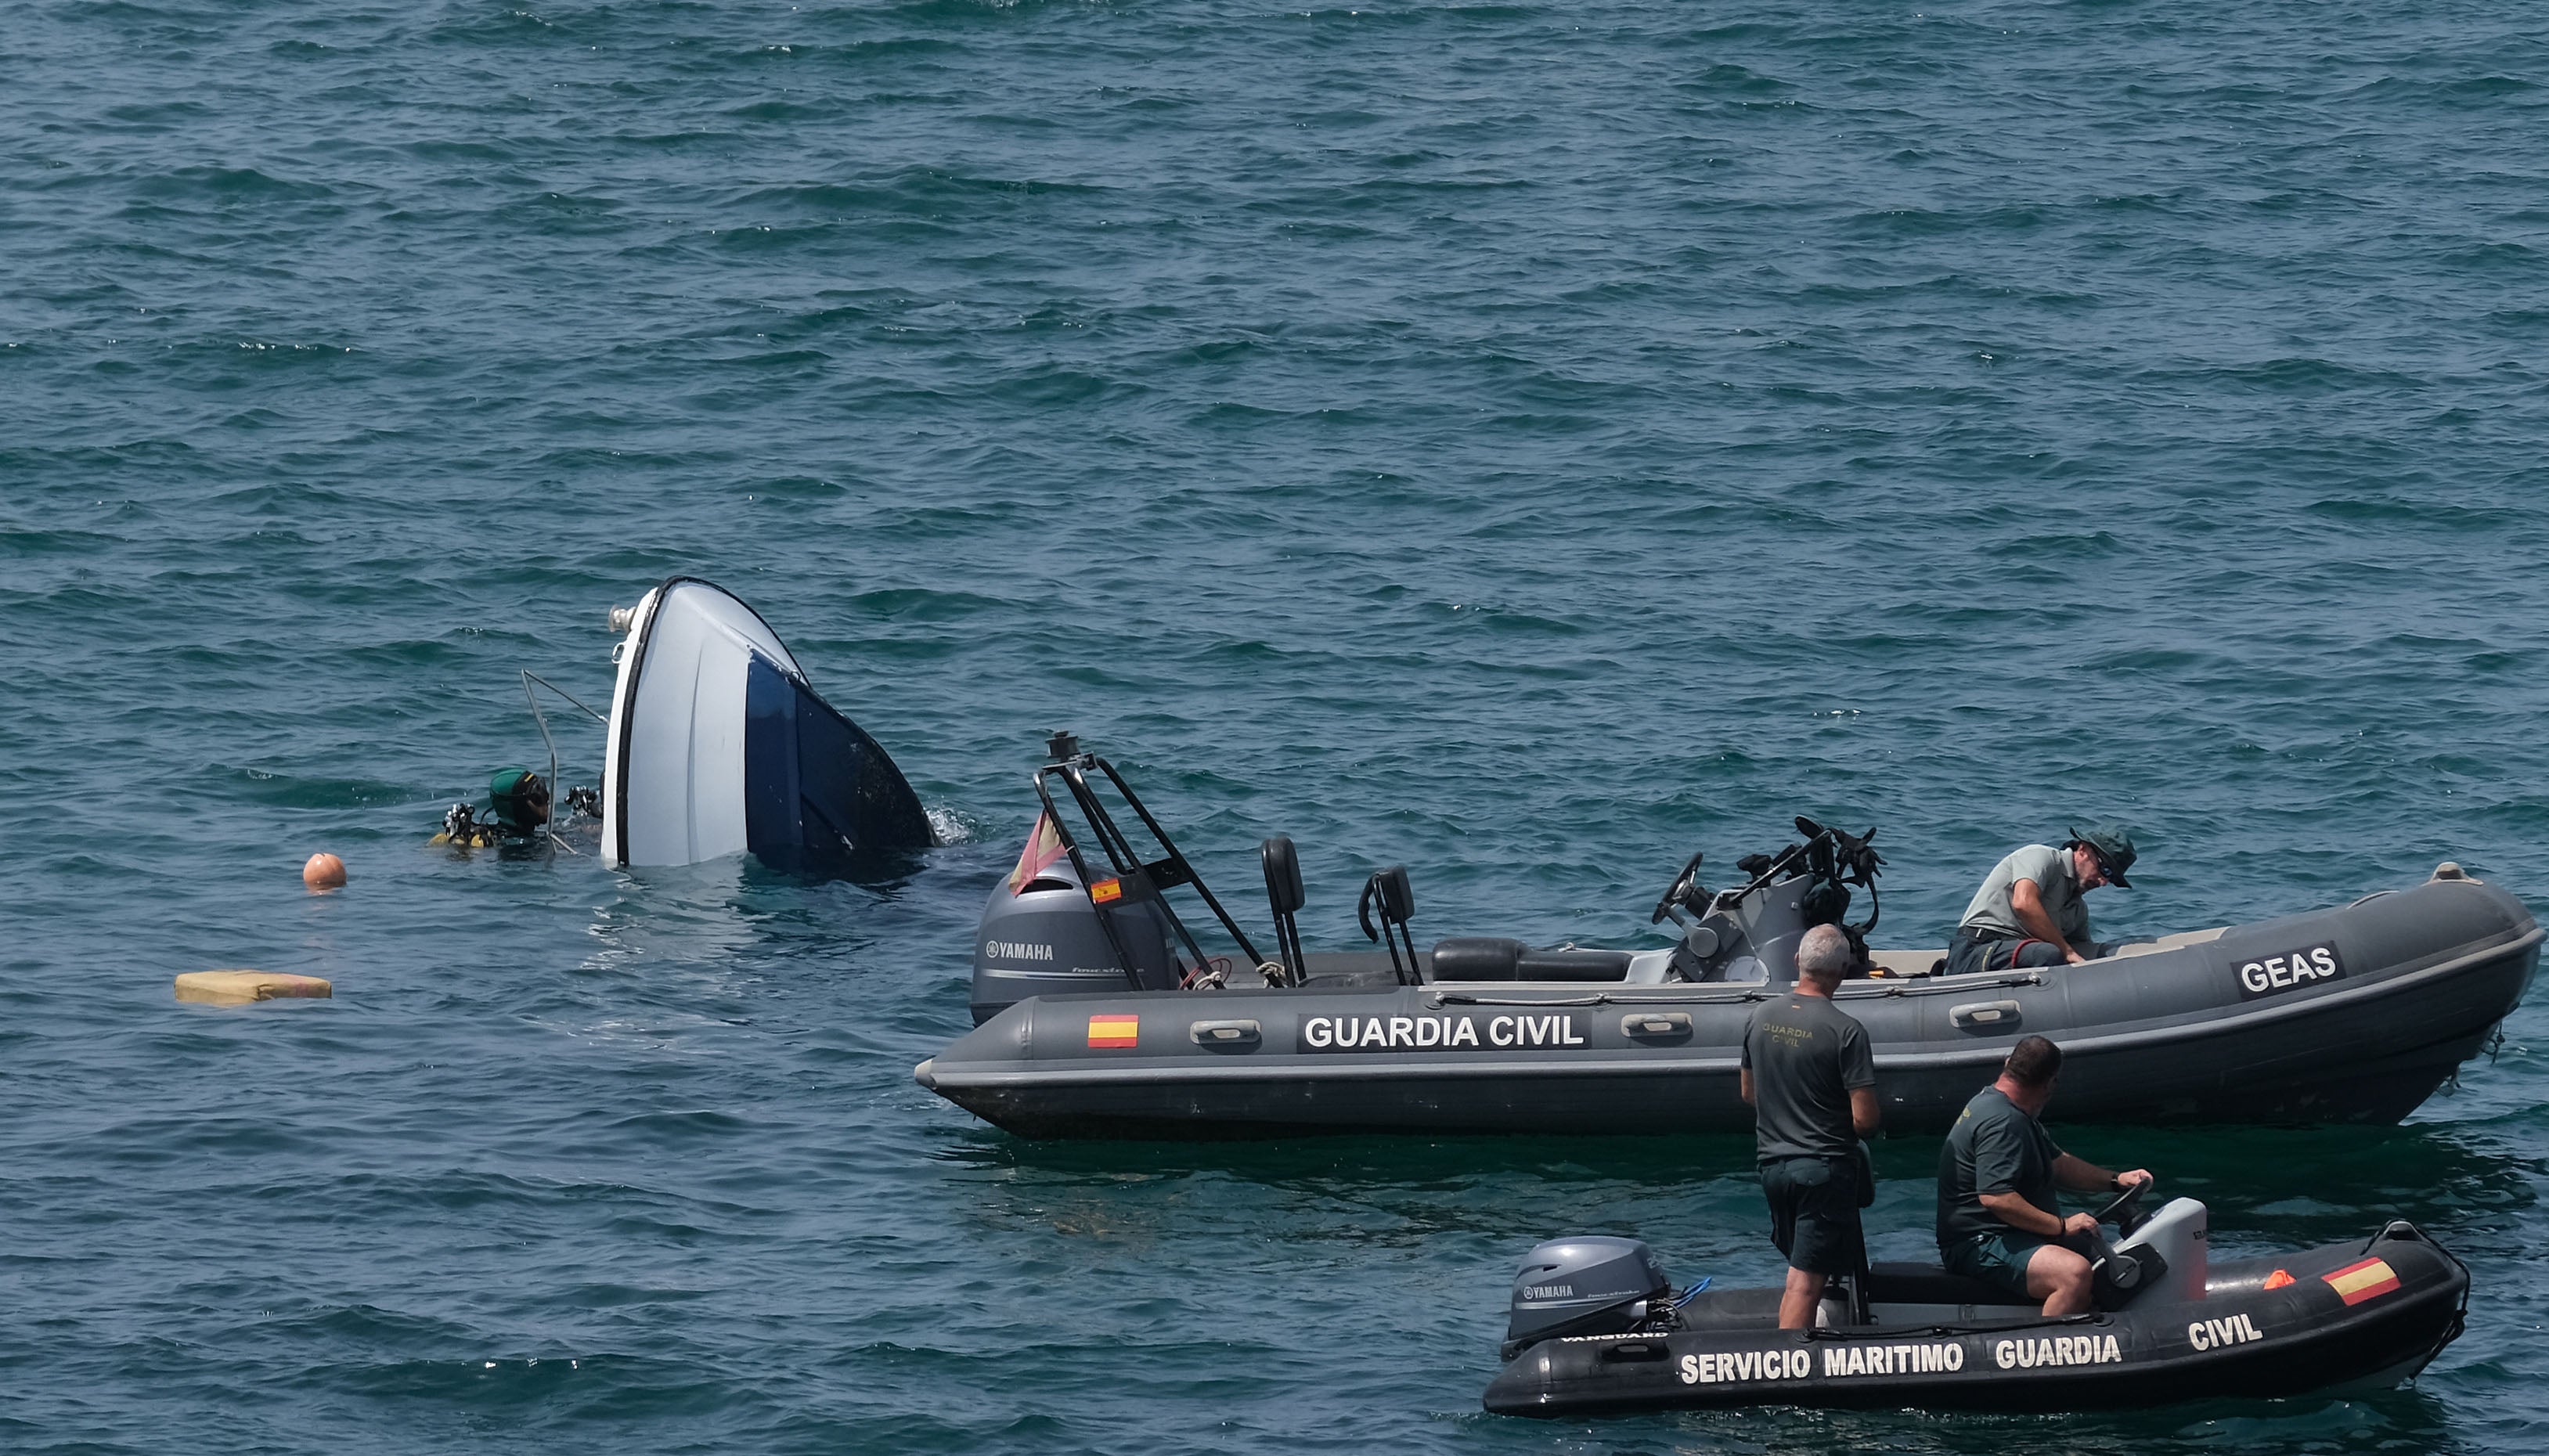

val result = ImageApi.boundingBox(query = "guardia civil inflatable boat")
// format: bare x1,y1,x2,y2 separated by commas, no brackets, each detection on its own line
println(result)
1484,1184,2467,1415
603,577,935,872
914,735,2539,1139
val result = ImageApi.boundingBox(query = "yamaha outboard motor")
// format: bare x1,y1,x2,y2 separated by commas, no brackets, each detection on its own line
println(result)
972,852,1179,1024
1502,1237,1675,1360
969,733,1271,1025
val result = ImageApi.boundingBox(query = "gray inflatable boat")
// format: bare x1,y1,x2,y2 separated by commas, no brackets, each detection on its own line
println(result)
1482,1191,2469,1415
917,736,2540,1140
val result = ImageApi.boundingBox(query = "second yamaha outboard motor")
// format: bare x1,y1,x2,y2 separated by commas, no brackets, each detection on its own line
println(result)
1502,1237,1675,1360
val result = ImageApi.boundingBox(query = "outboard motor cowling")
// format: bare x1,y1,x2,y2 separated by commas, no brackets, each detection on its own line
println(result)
1502,1237,1673,1360
2111,1197,2209,1306
970,855,1177,1024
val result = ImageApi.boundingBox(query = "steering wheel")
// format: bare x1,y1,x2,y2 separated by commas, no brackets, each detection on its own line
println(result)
2091,1177,2152,1234
1650,849,1708,925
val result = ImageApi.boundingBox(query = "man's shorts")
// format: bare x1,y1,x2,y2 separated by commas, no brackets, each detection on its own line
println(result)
1947,930,2071,978
1761,1156,1866,1278
1942,1228,2053,1299
1949,930,2119,977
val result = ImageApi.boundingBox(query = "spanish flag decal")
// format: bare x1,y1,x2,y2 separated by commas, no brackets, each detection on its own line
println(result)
2323,1257,2401,1306
1087,1015,1139,1049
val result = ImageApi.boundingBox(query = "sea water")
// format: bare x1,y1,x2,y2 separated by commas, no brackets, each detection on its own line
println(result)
4,1,2547,1450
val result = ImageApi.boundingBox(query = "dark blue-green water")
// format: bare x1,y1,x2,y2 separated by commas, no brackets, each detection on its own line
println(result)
6,0,2548,1450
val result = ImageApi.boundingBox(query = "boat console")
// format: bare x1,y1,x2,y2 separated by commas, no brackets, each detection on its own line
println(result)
968,730,1889,1021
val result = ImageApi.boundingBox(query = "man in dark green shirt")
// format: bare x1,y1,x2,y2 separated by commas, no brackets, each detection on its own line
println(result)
1936,1035,2151,1316
1741,924,1881,1328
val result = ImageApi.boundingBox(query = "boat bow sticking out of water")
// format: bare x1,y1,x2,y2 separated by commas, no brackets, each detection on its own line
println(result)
603,576,935,873
916,735,2540,1138
1483,1186,2467,1415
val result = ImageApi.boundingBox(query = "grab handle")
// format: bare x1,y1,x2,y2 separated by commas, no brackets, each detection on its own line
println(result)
1189,1018,1263,1049
1950,999,2023,1030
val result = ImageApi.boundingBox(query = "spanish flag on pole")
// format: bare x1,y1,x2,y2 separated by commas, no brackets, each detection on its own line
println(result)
1087,1015,1139,1049
1008,811,1066,895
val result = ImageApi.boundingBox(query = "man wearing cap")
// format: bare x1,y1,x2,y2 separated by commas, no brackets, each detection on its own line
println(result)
1946,825,2136,977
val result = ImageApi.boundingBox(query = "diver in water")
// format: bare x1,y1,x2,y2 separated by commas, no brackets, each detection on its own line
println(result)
434,767,559,848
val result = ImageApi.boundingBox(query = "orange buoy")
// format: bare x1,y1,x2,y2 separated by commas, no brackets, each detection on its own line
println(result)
175,970,334,1005
302,852,348,890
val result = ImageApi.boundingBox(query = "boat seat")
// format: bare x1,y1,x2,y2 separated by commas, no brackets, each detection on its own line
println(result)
1360,865,1420,985
2111,926,2229,959
1262,836,1307,985
1863,1261,2039,1307
1430,937,1527,980
1523,949,1636,981
1426,938,1637,982
1294,951,1416,990
1863,949,1945,978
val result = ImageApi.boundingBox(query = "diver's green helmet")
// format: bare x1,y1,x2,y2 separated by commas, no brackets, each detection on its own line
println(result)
489,767,551,834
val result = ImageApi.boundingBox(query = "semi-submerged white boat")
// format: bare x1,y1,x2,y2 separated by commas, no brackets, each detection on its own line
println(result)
916,734,2540,1139
602,576,935,872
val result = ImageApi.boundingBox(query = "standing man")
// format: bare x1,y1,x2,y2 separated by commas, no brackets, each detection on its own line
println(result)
1740,923,1881,1328
1936,1036,2152,1317
1948,825,2138,976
